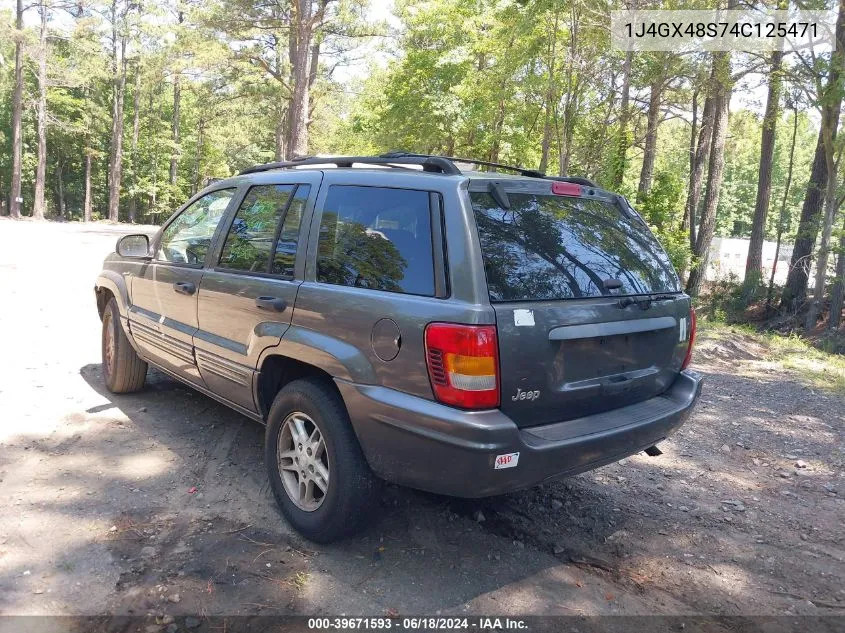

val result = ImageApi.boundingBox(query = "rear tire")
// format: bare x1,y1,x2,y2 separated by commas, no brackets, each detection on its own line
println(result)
102,297,147,393
265,378,380,543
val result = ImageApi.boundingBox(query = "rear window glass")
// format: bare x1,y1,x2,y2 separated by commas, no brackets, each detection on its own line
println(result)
316,186,435,296
470,192,679,302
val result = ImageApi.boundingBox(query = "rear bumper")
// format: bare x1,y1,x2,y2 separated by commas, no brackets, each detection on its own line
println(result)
337,370,703,498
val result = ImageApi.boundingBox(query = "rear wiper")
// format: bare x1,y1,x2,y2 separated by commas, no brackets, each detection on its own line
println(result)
617,294,678,309
488,182,511,209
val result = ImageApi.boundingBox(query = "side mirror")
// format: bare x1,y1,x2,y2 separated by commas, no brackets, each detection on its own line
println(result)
116,234,151,259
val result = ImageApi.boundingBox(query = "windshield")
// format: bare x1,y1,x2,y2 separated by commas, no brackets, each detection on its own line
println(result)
470,191,680,302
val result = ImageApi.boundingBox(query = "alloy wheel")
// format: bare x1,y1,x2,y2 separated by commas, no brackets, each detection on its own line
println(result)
277,411,330,511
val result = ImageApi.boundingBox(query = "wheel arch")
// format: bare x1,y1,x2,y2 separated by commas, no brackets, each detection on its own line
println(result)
254,324,379,420
95,271,130,320
255,354,343,421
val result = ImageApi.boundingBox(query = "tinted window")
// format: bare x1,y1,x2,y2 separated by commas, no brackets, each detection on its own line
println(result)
219,185,295,273
157,189,235,264
273,185,309,276
471,192,679,302
317,186,434,296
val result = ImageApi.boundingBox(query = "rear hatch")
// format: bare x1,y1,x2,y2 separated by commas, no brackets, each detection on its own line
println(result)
468,180,692,427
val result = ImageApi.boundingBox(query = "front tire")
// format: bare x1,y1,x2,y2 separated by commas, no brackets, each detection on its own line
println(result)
265,378,380,543
102,297,147,393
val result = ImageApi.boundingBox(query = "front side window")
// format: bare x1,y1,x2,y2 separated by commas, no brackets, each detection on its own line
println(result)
218,185,294,273
217,184,310,276
272,185,310,276
157,189,235,264
316,186,435,296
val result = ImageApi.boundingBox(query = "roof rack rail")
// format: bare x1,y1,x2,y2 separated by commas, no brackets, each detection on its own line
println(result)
380,152,546,178
381,152,598,187
238,152,599,187
238,154,461,176
545,175,598,187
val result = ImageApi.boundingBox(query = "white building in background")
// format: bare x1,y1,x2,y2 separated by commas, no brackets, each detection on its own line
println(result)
706,237,793,285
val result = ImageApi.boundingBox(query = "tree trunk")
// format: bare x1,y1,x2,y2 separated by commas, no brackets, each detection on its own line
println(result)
273,33,287,162
308,39,320,91
56,159,66,218
557,67,580,176
32,0,48,220
538,10,559,174
805,166,840,330
829,215,845,329
557,15,579,177
681,87,698,233
128,66,141,224
169,72,181,189
83,151,92,222
744,49,784,295
287,0,316,158
610,51,633,190
678,87,699,280
149,85,159,216
9,0,24,219
782,0,845,310
490,97,506,165
169,8,183,192
192,119,205,194
767,103,799,307
784,134,833,308
274,106,287,161
637,76,663,202
685,92,715,253
107,0,128,223
686,52,732,297
306,38,320,126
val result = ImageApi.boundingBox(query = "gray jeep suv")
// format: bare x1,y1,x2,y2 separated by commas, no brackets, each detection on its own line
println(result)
95,153,702,542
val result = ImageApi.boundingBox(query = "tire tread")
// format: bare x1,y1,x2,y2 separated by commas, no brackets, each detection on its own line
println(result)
103,298,147,394
265,377,380,543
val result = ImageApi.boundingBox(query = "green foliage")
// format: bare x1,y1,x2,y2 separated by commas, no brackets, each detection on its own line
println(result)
337,0,618,177
698,275,750,323
636,170,690,274
0,0,371,222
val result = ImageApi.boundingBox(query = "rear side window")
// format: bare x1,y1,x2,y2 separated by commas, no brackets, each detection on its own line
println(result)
470,191,679,302
316,186,435,296
218,184,309,277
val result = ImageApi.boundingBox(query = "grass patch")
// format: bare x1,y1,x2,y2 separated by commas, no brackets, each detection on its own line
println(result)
56,560,75,573
698,319,845,395
290,571,309,591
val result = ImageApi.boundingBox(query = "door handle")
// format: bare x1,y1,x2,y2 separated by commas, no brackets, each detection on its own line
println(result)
255,296,287,312
173,281,196,296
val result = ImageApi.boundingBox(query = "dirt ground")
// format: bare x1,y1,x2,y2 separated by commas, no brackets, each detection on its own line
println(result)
1,218,843,622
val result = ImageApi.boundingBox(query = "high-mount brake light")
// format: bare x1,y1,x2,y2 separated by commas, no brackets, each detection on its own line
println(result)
425,323,500,409
551,181,582,197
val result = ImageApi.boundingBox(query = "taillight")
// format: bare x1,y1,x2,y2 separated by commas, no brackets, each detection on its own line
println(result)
681,307,697,370
425,323,500,409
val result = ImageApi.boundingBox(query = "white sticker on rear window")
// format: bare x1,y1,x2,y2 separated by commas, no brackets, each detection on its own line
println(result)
494,452,520,469
514,309,535,327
